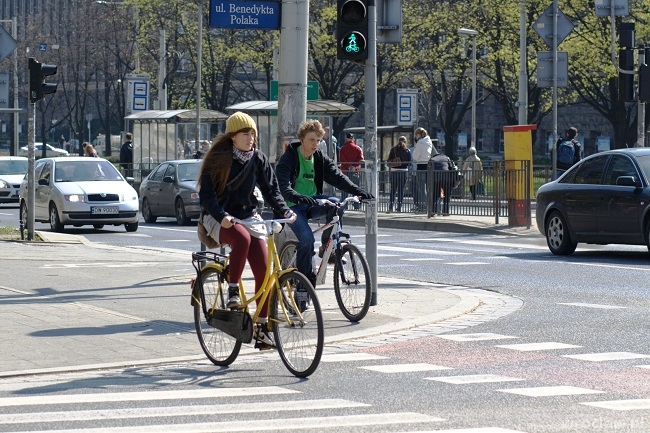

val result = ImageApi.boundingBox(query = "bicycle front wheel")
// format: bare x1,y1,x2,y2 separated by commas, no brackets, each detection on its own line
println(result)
278,240,298,270
271,271,323,378
194,266,242,366
333,243,371,322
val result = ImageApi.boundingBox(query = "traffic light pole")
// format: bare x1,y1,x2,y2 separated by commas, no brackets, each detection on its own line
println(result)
26,102,35,241
364,0,378,305
638,48,645,148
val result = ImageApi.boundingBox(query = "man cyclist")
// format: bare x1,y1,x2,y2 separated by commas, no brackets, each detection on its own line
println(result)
276,120,373,291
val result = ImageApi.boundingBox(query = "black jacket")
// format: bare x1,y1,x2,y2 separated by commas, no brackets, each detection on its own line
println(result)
276,140,365,204
119,141,133,166
199,150,289,223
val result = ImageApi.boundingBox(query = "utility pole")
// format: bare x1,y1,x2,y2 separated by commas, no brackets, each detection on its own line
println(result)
276,0,308,159
364,0,378,305
518,0,527,125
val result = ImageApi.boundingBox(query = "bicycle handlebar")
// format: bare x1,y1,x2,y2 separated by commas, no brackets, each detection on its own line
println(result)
316,196,360,208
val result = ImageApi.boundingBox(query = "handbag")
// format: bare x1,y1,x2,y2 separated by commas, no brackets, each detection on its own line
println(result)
197,213,221,249
388,156,402,168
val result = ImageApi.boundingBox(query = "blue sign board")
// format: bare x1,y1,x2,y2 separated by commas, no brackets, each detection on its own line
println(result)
209,0,281,30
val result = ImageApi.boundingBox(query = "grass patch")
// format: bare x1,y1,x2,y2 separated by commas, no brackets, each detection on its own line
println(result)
0,226,21,240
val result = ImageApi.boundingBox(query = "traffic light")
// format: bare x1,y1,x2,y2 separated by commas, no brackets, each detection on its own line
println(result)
336,0,368,61
619,48,635,102
28,57,57,103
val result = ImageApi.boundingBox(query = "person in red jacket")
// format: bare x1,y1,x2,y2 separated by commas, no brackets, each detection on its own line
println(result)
338,133,364,208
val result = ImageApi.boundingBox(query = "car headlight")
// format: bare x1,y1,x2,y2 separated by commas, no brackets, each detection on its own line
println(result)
0,180,8,189
65,194,85,202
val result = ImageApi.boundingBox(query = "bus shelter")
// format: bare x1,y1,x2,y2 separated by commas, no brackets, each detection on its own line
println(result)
225,100,356,162
124,109,229,181
342,125,415,163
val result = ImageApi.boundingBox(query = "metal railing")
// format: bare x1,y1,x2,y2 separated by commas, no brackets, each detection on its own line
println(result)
332,160,532,226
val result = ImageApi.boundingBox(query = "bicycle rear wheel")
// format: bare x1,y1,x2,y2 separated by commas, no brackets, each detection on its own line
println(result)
278,240,298,270
333,243,371,322
194,266,241,366
271,271,323,378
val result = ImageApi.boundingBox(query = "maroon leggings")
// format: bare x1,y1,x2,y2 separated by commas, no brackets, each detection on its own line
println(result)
219,223,269,317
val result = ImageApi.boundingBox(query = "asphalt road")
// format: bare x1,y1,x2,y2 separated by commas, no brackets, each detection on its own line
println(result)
0,204,649,432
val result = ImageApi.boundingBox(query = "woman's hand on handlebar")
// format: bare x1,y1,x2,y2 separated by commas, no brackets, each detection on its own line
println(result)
284,210,297,224
220,215,235,229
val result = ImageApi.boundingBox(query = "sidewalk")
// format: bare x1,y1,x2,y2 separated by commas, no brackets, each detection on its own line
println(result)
0,213,532,378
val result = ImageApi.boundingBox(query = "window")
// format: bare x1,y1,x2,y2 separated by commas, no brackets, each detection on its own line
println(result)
150,164,168,182
604,155,637,185
571,156,607,185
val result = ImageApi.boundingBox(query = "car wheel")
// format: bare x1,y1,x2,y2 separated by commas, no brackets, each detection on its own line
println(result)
545,211,576,255
49,203,64,232
142,198,157,223
93,224,104,229
175,197,190,225
125,221,139,232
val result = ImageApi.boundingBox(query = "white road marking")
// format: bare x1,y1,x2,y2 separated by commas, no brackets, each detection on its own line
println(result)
498,386,604,397
0,387,298,407
581,398,650,411
139,225,196,233
402,258,443,261
12,412,444,433
379,245,468,255
426,374,524,384
416,429,529,433
496,342,582,351
417,238,547,250
638,365,650,369
563,352,650,362
437,333,518,342
360,363,453,373
320,353,389,362
557,302,626,309
447,262,490,266
0,399,368,424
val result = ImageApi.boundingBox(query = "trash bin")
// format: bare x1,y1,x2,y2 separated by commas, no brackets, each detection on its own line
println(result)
503,124,535,226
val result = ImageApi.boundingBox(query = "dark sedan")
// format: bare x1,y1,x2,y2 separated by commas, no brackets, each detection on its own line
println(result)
536,148,650,255
140,160,201,225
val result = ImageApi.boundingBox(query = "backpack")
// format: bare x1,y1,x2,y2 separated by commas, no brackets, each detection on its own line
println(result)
557,140,578,170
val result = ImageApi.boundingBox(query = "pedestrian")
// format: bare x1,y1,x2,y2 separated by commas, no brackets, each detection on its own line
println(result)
193,140,210,159
83,142,98,157
461,146,483,200
555,126,582,178
338,132,364,209
429,146,454,216
411,127,433,211
184,140,191,159
324,127,338,159
119,132,134,177
197,111,296,351
276,119,373,292
387,136,412,213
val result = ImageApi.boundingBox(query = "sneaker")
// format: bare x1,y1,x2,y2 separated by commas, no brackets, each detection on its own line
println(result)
226,286,241,310
253,323,275,350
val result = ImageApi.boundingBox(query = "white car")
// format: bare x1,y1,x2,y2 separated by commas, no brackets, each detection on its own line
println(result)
0,156,27,203
19,157,139,232
19,142,69,157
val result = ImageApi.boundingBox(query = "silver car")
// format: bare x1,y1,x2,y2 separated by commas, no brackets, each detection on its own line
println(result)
140,160,201,225
19,143,69,157
19,157,139,232
0,156,27,203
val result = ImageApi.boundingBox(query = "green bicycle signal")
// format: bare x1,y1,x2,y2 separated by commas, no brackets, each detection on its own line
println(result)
341,31,366,54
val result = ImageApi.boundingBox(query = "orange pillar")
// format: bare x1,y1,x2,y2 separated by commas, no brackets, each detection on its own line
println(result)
502,124,536,226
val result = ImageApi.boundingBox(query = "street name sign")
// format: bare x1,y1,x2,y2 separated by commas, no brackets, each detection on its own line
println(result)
209,0,281,30
594,0,629,17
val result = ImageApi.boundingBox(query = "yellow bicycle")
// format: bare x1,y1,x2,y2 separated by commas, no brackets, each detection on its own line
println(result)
191,217,323,378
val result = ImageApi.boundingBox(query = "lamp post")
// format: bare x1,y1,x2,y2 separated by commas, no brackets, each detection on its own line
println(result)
458,28,478,149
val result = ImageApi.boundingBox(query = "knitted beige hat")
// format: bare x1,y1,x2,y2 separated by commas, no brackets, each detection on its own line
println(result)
225,112,257,135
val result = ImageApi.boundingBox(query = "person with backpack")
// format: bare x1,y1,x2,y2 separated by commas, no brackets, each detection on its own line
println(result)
555,126,582,178
429,146,454,216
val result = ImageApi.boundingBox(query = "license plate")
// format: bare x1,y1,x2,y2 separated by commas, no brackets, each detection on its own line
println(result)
91,206,119,215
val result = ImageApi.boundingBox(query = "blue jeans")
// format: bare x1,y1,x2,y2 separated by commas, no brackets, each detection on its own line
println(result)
288,195,341,283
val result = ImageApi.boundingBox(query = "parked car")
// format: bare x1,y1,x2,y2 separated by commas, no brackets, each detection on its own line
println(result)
0,156,27,203
19,157,139,232
19,143,69,157
140,160,201,225
536,148,650,255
